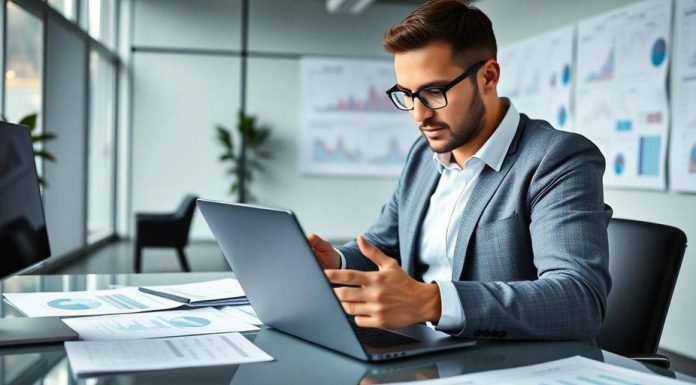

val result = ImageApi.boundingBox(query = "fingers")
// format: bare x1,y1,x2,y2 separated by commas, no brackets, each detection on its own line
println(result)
307,233,331,251
353,315,385,329
357,235,392,269
334,286,369,302
325,269,372,286
339,301,373,317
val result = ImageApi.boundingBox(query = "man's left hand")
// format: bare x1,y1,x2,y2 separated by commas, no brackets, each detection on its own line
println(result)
324,235,442,329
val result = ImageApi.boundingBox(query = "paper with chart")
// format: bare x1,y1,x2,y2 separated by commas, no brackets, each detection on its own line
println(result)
62,307,258,340
497,25,575,132
670,0,696,192
380,356,691,385
3,287,182,317
300,57,419,176
139,278,248,306
64,332,273,377
220,305,263,326
575,0,671,190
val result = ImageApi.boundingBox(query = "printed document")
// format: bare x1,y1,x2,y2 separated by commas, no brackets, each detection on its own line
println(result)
65,332,273,377
380,356,691,384
62,307,258,340
220,305,263,326
3,287,181,317
139,278,248,306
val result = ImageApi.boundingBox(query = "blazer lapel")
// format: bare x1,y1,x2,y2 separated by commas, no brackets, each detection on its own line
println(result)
450,116,526,280
403,163,439,277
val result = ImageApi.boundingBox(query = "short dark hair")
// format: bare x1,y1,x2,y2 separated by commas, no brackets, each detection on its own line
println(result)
383,0,497,66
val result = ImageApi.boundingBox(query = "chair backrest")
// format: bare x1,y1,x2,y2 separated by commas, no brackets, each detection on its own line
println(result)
175,194,199,238
597,218,686,356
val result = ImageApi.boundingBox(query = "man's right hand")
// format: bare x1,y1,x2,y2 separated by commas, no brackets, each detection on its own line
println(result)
307,234,340,270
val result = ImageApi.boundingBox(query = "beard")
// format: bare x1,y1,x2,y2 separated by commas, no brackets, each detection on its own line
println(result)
420,84,486,154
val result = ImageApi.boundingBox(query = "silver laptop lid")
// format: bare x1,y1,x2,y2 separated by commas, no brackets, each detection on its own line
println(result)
197,199,367,360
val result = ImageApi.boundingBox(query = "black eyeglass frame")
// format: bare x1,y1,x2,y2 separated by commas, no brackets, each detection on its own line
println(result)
386,60,488,111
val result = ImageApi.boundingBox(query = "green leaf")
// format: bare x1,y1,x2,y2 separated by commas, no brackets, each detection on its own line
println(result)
216,125,233,148
33,150,56,162
19,113,38,131
229,184,238,194
37,175,48,187
31,133,57,143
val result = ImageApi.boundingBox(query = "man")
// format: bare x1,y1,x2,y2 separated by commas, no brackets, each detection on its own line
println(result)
308,0,612,340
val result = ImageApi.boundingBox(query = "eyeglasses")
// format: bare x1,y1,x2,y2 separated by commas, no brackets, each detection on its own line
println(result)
386,60,487,111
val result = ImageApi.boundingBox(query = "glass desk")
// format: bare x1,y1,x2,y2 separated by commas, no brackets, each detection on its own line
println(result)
1,272,694,384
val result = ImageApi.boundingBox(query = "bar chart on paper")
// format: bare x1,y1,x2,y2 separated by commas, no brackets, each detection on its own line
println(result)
300,57,419,176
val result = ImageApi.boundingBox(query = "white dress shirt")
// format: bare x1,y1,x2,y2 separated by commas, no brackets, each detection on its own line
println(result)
423,100,519,332
338,100,520,332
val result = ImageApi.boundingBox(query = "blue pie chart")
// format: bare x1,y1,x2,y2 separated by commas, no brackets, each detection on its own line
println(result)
562,64,571,85
558,105,567,127
47,298,102,310
651,38,667,67
169,316,211,328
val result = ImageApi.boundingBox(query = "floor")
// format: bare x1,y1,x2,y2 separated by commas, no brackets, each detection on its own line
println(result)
50,240,696,377
55,240,231,275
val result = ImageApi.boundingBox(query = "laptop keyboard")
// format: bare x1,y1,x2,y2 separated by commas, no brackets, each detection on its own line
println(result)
352,324,420,348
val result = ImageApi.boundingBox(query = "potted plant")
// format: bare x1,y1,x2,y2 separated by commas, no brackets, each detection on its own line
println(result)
216,110,272,203
1,112,56,186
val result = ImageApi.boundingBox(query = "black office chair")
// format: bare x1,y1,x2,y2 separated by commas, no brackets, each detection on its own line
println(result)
134,194,199,273
597,218,687,369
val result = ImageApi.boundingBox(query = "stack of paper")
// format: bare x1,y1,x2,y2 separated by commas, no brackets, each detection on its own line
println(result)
62,307,258,340
220,305,263,326
3,278,274,377
65,332,273,377
380,356,692,385
138,278,249,307
2,278,250,318
3,286,183,318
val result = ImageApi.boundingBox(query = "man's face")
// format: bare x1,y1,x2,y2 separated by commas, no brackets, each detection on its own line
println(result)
393,41,486,154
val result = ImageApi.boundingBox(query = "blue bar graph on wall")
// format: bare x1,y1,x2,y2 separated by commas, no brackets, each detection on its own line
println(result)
638,136,661,176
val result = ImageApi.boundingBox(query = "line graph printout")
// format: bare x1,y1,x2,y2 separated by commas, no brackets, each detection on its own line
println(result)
670,0,696,192
497,25,575,132
575,0,671,190
300,57,419,177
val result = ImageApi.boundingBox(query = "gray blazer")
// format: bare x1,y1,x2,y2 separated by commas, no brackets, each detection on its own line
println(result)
338,114,613,340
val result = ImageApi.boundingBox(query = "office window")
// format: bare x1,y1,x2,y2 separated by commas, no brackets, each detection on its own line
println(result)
48,0,78,21
4,1,43,125
86,0,116,49
87,51,116,243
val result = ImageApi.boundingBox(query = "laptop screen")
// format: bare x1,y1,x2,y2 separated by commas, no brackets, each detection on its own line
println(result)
0,122,51,279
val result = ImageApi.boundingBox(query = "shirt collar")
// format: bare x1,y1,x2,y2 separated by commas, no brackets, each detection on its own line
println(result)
432,99,519,174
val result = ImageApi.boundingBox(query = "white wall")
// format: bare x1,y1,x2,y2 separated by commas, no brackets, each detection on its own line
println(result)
130,0,413,241
129,0,695,359
477,0,696,360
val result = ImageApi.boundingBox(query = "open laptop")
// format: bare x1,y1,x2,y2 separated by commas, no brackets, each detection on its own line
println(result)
197,199,475,361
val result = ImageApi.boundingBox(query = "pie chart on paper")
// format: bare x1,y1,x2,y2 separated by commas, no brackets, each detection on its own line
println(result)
168,316,211,328
47,298,102,310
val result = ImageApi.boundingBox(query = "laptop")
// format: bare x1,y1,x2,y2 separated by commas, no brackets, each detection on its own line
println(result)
197,199,476,361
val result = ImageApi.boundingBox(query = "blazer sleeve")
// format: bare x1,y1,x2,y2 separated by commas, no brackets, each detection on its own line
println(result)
450,133,613,340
